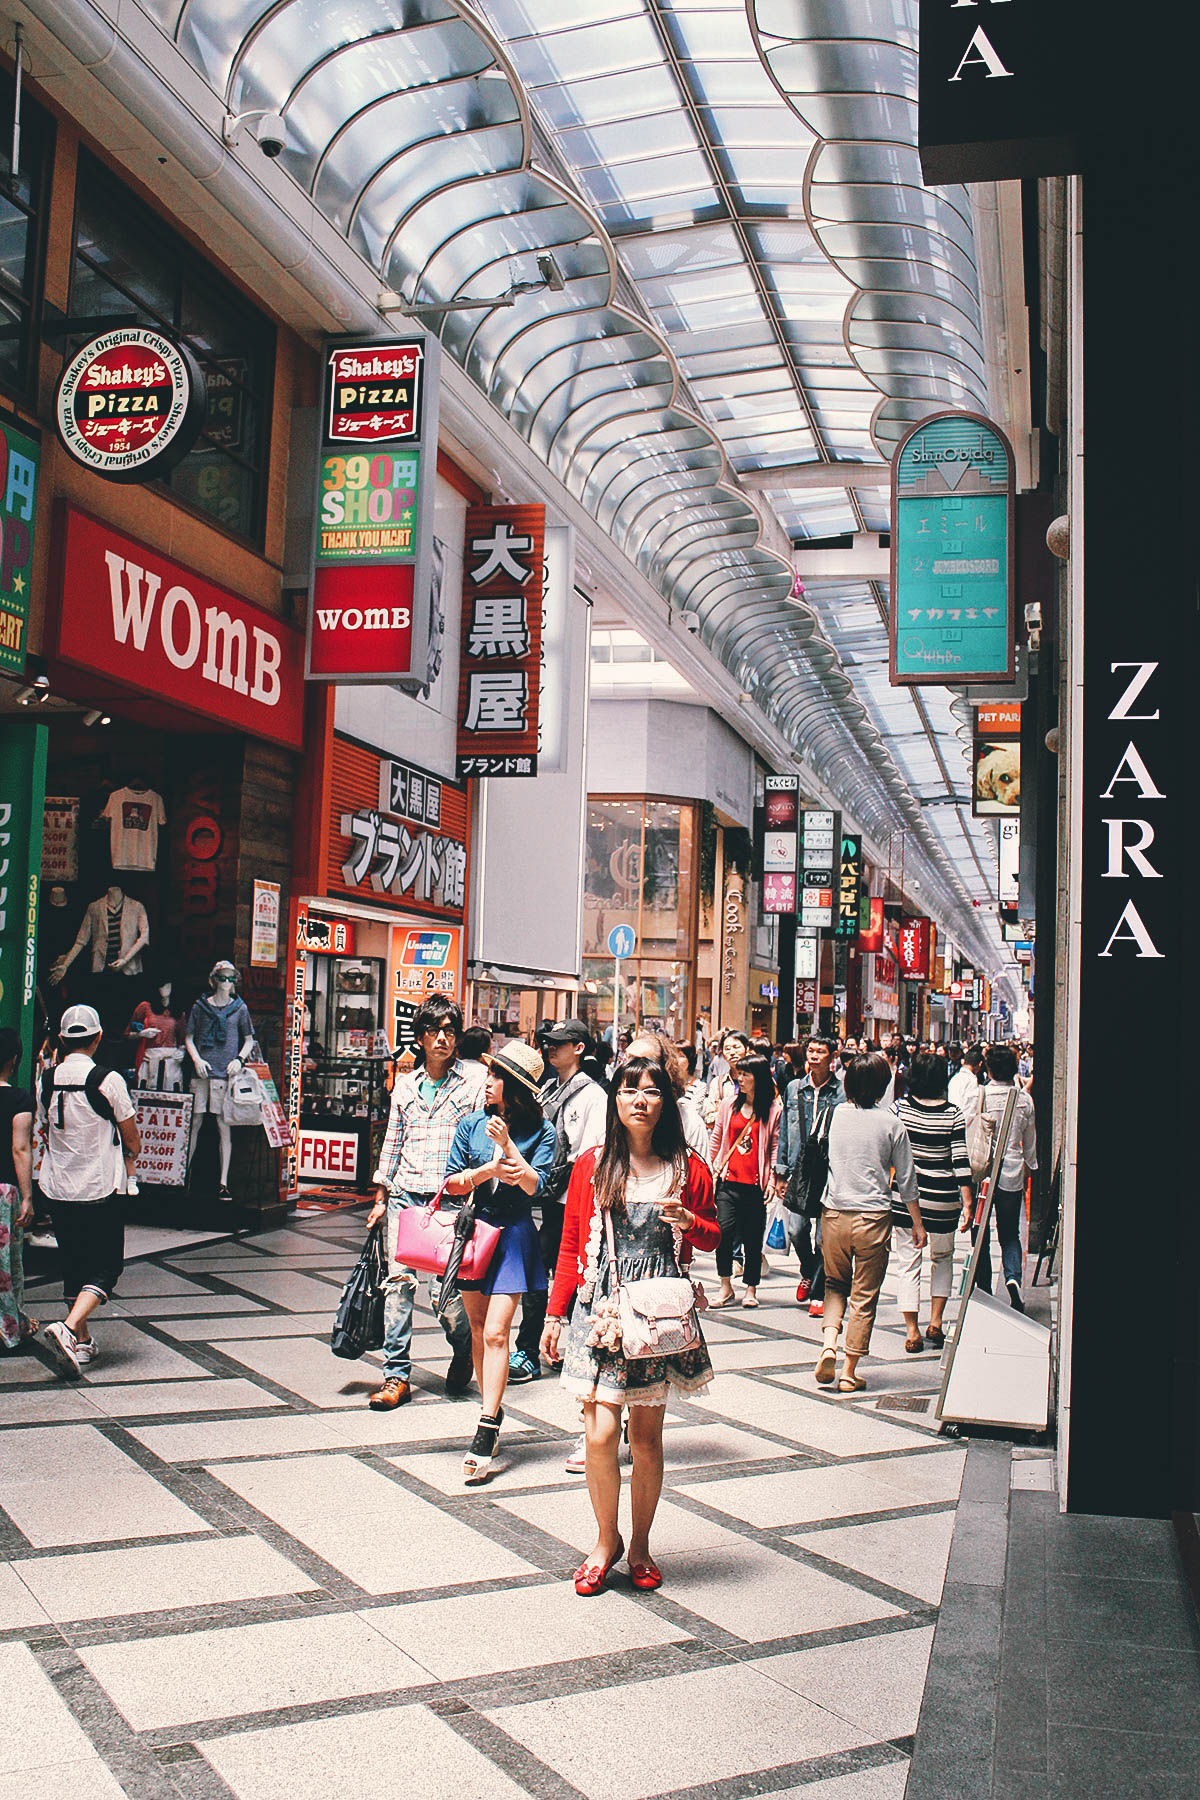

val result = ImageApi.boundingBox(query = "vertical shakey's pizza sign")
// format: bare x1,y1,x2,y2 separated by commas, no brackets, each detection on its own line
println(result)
306,335,441,685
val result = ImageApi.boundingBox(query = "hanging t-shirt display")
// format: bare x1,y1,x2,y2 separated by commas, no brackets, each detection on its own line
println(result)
102,787,167,871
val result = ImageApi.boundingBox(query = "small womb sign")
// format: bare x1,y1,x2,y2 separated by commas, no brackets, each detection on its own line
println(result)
133,1093,194,1187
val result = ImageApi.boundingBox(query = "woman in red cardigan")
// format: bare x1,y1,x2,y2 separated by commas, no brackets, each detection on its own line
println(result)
541,1059,719,1597
708,1054,782,1308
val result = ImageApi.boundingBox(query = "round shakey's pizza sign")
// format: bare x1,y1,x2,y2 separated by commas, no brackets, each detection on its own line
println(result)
55,327,208,483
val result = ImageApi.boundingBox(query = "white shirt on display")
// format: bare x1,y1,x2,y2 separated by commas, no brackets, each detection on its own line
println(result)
103,788,167,871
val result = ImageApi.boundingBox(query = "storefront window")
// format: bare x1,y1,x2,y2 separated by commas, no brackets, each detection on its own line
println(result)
581,797,698,1040
68,154,274,544
0,71,51,399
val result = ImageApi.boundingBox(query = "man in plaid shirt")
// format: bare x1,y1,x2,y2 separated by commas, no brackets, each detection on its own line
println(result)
365,996,486,1409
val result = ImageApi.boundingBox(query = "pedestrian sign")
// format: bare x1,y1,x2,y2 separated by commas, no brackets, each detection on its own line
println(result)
607,924,636,959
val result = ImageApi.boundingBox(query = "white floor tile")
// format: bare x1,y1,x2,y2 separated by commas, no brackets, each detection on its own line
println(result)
200,1704,528,1800
366,1579,685,1680
129,1400,522,1464
212,1336,381,1407
707,1340,818,1372
73,1325,210,1386
660,1540,901,1641
113,1295,268,1318
0,1563,50,1629
212,1270,346,1312
0,1759,128,1799
14,1533,316,1621
81,1379,277,1418
791,1512,956,1606
0,1389,103,1426
208,1454,538,1593
676,1462,927,1531
748,1624,936,1739
496,1488,746,1558
109,1266,216,1298
0,1426,208,1547
701,1376,933,1457
485,1664,870,1800
158,1313,334,1340
81,1612,429,1729
0,1642,115,1775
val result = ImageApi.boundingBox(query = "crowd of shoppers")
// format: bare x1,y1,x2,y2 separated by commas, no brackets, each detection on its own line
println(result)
10,981,1034,1597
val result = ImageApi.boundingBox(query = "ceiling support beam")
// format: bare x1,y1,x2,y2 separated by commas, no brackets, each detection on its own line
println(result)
740,462,891,491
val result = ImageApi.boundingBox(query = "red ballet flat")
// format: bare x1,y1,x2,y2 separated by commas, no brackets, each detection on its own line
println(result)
574,1536,624,1597
628,1558,663,1591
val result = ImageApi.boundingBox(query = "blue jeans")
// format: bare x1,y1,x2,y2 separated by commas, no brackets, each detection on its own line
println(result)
382,1191,471,1382
972,1185,1024,1294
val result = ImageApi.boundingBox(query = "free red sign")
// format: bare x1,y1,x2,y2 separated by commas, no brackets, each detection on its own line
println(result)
53,508,304,749
55,328,207,483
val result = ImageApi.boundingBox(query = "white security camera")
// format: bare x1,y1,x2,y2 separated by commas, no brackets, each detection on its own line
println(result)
255,113,286,158
679,611,702,633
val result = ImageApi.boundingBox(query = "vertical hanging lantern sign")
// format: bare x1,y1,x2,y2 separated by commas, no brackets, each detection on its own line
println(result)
456,504,545,778
833,834,863,939
306,335,440,684
890,410,1015,687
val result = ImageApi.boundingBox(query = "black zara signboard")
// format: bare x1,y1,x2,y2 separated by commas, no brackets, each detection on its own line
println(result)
918,1,1081,184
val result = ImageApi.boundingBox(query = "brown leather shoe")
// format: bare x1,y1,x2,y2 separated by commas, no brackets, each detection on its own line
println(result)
368,1378,411,1410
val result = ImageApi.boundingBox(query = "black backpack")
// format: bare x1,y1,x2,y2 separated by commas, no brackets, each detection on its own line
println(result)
541,1073,591,1203
41,1062,120,1146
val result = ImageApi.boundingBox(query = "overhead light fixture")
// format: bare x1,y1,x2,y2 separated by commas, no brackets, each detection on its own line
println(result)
380,251,568,318
16,672,51,705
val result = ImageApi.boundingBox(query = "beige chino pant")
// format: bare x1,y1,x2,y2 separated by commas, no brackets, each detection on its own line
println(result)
820,1208,892,1356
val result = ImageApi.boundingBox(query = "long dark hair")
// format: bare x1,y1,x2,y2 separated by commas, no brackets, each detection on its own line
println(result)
734,1053,775,1121
489,1066,544,1134
593,1058,688,1213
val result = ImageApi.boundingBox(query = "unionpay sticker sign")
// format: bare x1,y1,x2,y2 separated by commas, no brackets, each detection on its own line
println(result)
306,336,441,686
890,411,1015,686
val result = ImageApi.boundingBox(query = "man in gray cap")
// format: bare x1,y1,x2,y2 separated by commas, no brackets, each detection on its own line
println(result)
38,1005,140,1378
510,1019,606,1383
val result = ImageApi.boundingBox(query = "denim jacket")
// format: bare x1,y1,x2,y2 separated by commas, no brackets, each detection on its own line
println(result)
776,1074,843,1177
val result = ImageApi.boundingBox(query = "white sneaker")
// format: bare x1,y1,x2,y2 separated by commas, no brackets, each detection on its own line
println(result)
43,1322,81,1379
565,1433,587,1475
74,1338,100,1368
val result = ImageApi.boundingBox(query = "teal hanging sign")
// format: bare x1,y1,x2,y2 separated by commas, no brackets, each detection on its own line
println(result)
890,411,1015,686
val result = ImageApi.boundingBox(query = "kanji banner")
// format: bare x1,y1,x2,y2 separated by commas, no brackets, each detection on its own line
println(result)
897,916,933,982
457,503,545,778
833,833,862,939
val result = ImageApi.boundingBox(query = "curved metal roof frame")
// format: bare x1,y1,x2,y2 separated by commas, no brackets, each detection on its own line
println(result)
138,0,1005,966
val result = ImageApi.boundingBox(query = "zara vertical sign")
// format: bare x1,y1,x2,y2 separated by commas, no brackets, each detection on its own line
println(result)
306,335,441,685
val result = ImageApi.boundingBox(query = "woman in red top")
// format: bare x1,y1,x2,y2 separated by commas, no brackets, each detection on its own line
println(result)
541,1060,718,1596
709,1054,781,1308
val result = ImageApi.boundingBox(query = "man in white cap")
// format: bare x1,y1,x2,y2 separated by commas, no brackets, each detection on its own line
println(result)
38,1005,140,1378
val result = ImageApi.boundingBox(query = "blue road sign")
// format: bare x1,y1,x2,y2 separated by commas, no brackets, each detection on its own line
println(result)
607,924,636,958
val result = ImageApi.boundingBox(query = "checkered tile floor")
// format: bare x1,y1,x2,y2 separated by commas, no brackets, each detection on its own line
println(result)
0,1212,976,1799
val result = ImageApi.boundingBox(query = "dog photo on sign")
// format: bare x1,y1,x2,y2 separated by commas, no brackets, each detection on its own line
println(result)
973,738,1021,815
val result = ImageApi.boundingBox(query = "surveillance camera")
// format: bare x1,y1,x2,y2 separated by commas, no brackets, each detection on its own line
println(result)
679,611,701,633
255,113,286,158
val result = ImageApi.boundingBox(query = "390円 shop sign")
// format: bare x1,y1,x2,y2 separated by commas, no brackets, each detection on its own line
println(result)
456,503,545,779
306,334,440,686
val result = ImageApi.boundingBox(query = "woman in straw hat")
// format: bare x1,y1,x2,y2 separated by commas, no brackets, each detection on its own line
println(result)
442,1041,555,1483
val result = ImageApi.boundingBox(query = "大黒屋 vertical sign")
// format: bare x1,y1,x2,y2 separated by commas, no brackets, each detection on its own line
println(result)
457,504,545,778
0,721,47,1085
306,336,440,684
0,416,40,672
890,411,1015,687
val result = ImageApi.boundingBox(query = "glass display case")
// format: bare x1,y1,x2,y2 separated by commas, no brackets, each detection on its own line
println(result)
299,955,390,1187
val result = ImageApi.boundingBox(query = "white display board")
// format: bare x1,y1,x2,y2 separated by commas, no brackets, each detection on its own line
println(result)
134,1093,194,1187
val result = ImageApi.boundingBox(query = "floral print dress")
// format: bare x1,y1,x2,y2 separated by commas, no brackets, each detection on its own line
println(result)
561,1165,713,1407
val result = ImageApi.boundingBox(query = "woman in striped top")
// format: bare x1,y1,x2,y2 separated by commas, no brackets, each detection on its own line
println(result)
892,1053,973,1353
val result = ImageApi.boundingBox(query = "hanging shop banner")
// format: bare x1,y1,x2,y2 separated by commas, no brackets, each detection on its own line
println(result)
763,872,796,915
795,977,818,1016
0,722,46,1083
919,0,1080,185
55,328,207,484
133,1093,194,1187
0,415,39,673
795,927,819,982
296,911,357,956
975,701,1021,737
762,776,799,880
250,879,281,967
897,917,933,983
248,1061,292,1149
329,733,468,921
973,733,1021,816
456,503,545,778
307,335,440,685
800,808,839,929
891,411,1015,687
999,817,1021,906
834,834,862,939
52,508,305,750
858,895,885,954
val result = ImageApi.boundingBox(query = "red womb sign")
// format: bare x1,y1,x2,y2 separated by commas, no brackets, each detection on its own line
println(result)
53,508,304,749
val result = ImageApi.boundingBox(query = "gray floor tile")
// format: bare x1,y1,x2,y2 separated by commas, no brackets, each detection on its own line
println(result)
1047,1726,1200,1798
1046,1639,1200,1732
1047,1571,1200,1651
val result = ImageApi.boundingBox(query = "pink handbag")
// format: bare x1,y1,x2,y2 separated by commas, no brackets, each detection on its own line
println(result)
392,1187,501,1280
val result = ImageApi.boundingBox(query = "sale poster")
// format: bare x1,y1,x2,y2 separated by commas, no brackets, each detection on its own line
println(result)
133,1093,194,1187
